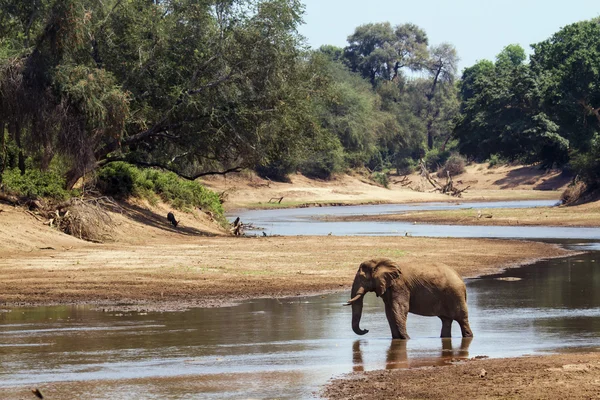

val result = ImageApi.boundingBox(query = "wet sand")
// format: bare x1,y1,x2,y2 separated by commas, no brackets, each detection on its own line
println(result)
325,352,600,399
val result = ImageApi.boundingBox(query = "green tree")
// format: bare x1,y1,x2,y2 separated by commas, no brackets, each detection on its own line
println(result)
424,43,459,149
0,0,326,186
454,45,568,166
375,80,426,172
312,50,381,167
344,22,428,87
530,19,600,187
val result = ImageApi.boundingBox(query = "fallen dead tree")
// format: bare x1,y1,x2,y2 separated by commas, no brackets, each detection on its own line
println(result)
392,176,413,187
419,160,470,197
48,197,117,242
1,191,118,242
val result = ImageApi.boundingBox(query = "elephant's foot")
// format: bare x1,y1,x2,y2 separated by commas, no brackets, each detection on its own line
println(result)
459,320,473,337
392,332,410,340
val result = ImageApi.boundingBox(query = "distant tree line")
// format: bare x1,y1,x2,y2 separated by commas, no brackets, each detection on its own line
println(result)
0,1,598,198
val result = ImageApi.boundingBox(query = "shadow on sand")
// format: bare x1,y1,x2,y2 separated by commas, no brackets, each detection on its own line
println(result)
112,202,221,237
492,167,571,190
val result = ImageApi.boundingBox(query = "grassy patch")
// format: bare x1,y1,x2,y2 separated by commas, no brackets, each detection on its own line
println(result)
96,162,226,224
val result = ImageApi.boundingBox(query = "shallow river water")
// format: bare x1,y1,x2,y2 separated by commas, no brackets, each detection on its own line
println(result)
2,201,600,398
232,200,600,239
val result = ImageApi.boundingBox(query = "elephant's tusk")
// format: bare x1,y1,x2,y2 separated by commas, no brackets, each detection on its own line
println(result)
344,293,363,306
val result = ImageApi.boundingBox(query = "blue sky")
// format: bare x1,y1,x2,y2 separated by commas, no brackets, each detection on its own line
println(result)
297,0,600,73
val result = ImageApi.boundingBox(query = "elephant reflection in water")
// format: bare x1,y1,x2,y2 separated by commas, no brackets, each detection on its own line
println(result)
352,337,472,371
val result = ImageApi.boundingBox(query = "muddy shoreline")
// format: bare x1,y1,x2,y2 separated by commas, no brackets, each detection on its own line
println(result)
324,352,600,399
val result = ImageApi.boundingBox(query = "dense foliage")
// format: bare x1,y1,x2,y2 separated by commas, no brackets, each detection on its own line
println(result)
0,1,460,190
455,19,600,190
1,1,599,203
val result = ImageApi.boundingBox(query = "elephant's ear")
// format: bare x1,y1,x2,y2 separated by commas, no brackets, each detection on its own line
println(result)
373,260,401,297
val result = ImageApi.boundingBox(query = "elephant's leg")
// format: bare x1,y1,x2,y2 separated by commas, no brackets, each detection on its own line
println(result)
439,317,453,338
457,318,473,338
383,295,410,339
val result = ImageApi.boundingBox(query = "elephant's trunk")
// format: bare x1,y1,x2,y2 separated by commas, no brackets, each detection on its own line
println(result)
350,285,368,335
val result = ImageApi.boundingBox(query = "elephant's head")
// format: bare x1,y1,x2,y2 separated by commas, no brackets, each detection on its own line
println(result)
346,258,401,336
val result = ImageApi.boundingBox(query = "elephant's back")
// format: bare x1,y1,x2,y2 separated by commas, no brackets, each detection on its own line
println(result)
406,263,465,291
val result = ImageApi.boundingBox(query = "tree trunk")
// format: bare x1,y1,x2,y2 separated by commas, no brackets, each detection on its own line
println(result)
427,118,434,150
65,167,83,190
10,121,25,175
426,65,443,150
0,121,5,186
440,134,452,152
40,142,54,171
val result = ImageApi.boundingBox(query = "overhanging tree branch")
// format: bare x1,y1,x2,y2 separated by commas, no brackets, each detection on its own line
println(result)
97,157,243,180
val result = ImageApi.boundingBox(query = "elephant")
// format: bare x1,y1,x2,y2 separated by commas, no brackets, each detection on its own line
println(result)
346,258,473,339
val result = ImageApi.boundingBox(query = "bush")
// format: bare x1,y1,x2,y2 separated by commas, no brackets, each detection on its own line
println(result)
487,154,503,168
256,160,295,182
571,136,600,190
299,145,345,180
96,162,225,220
423,148,450,171
436,153,466,178
394,157,416,176
367,151,385,172
96,162,139,198
372,172,389,188
2,168,73,200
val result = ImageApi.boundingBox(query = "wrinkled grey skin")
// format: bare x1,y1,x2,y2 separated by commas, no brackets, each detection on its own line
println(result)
347,258,473,339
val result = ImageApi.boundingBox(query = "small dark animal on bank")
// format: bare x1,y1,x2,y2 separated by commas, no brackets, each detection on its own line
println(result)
167,212,178,227
32,388,44,399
